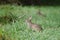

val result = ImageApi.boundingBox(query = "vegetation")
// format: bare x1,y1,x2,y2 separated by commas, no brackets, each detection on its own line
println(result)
0,0,60,5
0,5,60,40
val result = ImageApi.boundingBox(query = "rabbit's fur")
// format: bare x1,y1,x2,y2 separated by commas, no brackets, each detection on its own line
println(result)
25,16,43,31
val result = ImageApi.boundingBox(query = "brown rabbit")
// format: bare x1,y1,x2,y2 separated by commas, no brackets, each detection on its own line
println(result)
37,9,46,17
25,16,43,32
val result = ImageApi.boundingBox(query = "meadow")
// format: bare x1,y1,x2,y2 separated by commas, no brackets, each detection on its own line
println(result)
0,5,60,40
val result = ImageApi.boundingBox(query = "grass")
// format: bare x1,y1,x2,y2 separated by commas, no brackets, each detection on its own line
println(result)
0,5,60,40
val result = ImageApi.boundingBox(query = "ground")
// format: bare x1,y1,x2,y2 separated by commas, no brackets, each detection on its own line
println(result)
0,5,60,40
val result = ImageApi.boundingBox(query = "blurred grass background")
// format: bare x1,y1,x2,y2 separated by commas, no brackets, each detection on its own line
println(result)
0,5,60,40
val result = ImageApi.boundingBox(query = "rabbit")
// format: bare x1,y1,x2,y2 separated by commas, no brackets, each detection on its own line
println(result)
37,9,46,17
25,16,43,32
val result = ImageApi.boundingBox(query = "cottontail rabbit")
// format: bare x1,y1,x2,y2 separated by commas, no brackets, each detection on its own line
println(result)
37,9,46,17
25,16,43,32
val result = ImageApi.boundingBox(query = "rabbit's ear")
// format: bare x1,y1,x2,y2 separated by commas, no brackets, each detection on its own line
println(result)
29,16,32,20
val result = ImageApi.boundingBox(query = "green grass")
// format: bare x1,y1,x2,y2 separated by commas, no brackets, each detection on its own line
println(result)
0,5,60,40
